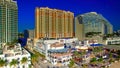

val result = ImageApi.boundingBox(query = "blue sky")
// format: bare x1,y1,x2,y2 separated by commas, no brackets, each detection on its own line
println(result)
16,0,120,32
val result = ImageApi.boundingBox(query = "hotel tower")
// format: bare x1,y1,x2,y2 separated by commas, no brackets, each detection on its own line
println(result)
0,0,18,45
35,7,74,39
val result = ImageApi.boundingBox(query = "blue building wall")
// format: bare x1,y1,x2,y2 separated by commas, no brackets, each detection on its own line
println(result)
18,38,27,47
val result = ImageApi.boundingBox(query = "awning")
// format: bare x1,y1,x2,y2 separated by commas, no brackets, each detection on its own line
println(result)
48,48,69,53
90,44,103,46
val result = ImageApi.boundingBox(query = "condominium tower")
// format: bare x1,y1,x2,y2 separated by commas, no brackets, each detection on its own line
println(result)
0,0,18,44
35,7,74,39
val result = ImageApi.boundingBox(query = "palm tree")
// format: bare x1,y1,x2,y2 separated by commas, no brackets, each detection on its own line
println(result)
98,57,103,63
109,53,115,63
81,51,86,56
73,51,79,57
68,59,75,68
92,47,102,55
10,59,18,68
21,57,28,64
0,59,6,67
31,54,38,64
21,57,28,68
90,57,97,65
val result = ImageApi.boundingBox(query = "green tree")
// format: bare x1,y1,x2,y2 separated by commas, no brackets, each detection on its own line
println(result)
106,34,113,38
90,57,97,64
33,50,45,59
117,55,120,61
21,57,28,68
73,51,86,58
98,57,103,62
18,33,24,38
10,59,18,68
93,47,103,55
80,51,86,56
85,32,101,37
68,59,75,68
82,64,88,68
0,59,6,67
74,51,79,57
117,50,120,55
21,57,28,64
109,53,115,63
109,53,113,58
11,39,18,44
31,54,38,64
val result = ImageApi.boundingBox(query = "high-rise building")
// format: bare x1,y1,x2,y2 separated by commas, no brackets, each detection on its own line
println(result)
75,17,84,40
75,12,113,40
0,0,18,44
35,7,74,39
24,29,34,39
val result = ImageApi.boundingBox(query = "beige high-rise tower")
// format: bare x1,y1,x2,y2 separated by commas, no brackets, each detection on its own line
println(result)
35,7,74,39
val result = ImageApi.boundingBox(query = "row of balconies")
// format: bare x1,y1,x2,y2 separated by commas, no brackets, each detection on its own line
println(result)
50,58,71,65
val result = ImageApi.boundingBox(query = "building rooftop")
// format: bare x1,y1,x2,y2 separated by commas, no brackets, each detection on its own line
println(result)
50,42,64,47
1,43,30,57
50,53,72,58
37,7,74,14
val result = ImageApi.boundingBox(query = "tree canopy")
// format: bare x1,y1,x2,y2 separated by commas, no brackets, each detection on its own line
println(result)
10,59,18,67
0,59,6,67
68,59,75,68
85,32,101,37
21,57,28,64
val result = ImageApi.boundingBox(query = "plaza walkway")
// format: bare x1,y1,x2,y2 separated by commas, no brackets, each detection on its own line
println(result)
110,61,120,68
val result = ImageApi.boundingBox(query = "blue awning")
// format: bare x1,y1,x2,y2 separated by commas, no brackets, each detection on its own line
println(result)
48,48,69,53
90,44,103,46
71,48,76,50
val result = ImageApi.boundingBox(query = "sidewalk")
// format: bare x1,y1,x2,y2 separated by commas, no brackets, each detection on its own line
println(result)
109,61,120,68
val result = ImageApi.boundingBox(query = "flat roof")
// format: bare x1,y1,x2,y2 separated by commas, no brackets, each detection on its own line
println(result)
48,48,69,53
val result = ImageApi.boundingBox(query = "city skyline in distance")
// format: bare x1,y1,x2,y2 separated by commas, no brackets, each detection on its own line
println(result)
17,0,120,32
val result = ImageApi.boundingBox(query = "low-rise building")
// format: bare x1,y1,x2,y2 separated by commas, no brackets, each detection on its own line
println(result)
106,37,120,45
34,38,78,66
48,53,72,66
34,38,77,56
0,44,31,68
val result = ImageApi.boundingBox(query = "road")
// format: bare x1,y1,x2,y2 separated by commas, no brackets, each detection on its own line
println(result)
104,45,120,50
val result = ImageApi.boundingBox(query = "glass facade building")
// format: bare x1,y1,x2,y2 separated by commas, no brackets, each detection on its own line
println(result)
0,0,18,44
75,12,113,40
